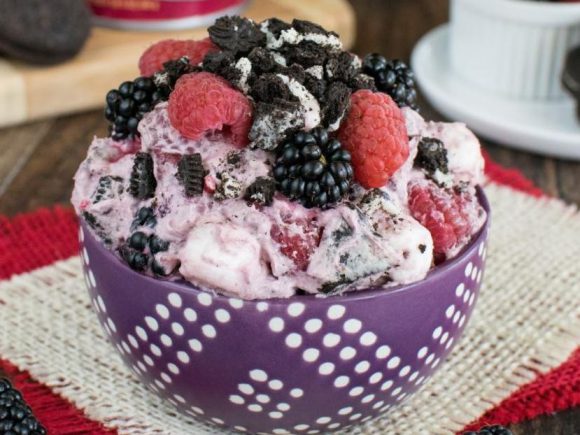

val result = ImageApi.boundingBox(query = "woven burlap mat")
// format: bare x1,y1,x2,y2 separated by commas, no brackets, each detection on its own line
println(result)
1,182,579,435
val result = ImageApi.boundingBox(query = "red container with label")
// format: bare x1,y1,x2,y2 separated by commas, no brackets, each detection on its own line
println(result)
89,0,249,30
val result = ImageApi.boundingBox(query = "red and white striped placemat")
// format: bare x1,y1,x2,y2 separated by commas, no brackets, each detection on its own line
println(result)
0,155,579,434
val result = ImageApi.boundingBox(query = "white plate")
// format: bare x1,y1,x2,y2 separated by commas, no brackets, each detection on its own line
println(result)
411,24,580,160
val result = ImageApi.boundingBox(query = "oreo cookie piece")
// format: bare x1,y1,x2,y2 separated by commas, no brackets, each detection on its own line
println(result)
202,50,242,83
292,19,334,37
248,47,277,74
245,177,276,205
276,63,306,84
129,152,157,199
208,16,266,55
349,73,378,91
251,74,293,103
322,81,352,129
326,51,360,83
304,74,327,100
284,40,329,69
262,18,292,38
414,138,449,177
177,153,205,197
0,0,91,64
249,100,305,150
91,176,124,204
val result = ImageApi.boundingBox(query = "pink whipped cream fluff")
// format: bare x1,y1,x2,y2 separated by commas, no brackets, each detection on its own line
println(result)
72,102,485,300
72,16,487,299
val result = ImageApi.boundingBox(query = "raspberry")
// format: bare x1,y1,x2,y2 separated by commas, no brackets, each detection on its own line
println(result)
408,180,480,261
338,90,409,188
138,38,218,76
271,217,321,270
168,72,253,147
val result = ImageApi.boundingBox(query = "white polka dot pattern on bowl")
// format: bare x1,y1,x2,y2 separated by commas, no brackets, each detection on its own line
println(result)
81,227,488,434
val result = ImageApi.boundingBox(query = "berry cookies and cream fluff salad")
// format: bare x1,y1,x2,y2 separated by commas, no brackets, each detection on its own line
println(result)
72,16,486,300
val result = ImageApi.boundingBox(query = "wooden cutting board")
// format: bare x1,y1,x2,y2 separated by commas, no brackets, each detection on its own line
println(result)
0,0,355,128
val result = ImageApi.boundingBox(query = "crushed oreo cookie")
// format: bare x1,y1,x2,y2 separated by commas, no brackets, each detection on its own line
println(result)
129,152,157,199
91,176,124,203
208,16,266,55
349,73,378,91
245,177,276,205
284,40,329,68
292,19,335,37
202,51,242,85
414,137,449,182
321,81,351,129
263,17,292,38
249,100,305,150
214,173,242,200
303,73,327,100
247,47,278,74
250,73,294,102
325,51,359,83
319,276,352,294
177,153,205,197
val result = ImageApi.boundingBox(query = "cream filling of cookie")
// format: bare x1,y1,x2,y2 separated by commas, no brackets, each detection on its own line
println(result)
277,74,321,130
234,57,252,93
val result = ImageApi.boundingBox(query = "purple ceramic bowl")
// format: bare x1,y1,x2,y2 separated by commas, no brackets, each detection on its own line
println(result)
79,189,490,434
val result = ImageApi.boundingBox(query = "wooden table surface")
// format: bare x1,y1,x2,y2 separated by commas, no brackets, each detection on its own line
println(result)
0,0,578,433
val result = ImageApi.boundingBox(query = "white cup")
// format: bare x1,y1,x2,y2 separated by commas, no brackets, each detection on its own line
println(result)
449,0,580,100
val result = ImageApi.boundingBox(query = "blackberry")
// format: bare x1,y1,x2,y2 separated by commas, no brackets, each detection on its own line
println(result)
129,152,157,199
127,231,148,251
149,235,169,254
151,259,169,277
105,76,157,140
273,128,353,209
362,53,418,110
0,378,46,435
177,153,205,197
463,425,513,435
414,137,449,175
131,207,157,230
245,177,276,205
119,244,149,272
106,57,196,140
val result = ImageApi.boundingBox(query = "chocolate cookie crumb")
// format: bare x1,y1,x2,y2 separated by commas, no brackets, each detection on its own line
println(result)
245,177,276,205
326,51,360,83
215,173,242,200
247,47,277,74
285,40,329,68
304,74,327,100
292,19,333,36
263,17,291,38
349,73,378,91
177,153,205,197
322,81,351,129
129,153,157,199
249,100,305,150
208,16,265,55
251,74,293,102
415,137,449,176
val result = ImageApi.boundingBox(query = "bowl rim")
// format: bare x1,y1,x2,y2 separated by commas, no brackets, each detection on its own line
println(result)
453,0,580,23
81,187,490,305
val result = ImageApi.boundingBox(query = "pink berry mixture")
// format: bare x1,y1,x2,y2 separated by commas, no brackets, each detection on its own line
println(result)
72,16,487,300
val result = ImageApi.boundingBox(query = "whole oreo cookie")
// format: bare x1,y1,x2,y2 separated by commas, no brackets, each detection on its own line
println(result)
0,0,91,64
